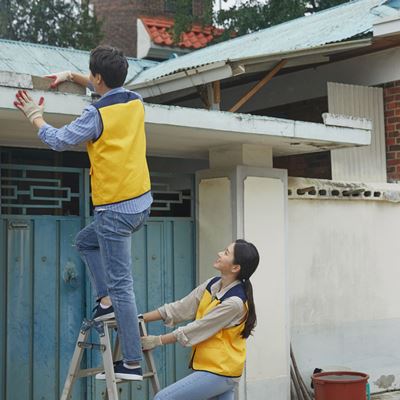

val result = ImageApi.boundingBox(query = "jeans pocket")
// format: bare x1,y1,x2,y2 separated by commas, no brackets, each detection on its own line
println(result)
133,209,149,231
117,209,148,233
224,377,236,387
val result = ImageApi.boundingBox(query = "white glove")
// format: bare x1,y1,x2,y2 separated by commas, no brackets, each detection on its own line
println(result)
141,335,163,351
14,90,45,123
45,71,73,88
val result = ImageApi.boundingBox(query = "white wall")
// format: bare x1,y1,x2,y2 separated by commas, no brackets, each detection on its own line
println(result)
136,19,152,59
288,198,400,393
244,176,290,400
198,177,233,282
196,165,290,400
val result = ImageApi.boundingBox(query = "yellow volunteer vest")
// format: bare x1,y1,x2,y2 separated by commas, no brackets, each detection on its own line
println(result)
191,277,248,377
87,91,151,206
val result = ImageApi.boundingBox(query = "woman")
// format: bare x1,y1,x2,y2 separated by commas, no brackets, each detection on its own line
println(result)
141,239,260,400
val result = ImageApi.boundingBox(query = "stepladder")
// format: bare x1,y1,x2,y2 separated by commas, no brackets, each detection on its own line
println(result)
60,317,160,400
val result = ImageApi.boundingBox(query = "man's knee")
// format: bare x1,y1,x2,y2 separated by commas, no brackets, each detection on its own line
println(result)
107,280,135,299
74,228,93,252
74,230,85,251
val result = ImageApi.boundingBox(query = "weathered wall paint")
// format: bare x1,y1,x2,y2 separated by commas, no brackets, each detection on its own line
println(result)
288,197,400,394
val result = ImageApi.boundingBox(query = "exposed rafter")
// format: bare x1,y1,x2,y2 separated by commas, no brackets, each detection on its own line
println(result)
229,59,287,113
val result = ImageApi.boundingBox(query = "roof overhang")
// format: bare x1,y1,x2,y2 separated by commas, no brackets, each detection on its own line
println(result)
136,18,191,60
128,39,372,98
373,14,400,37
0,87,371,159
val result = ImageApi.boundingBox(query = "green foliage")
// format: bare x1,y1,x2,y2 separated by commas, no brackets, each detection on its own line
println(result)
0,1,7,38
0,0,103,50
172,0,196,42
307,0,350,12
172,0,213,42
173,0,351,43
216,0,306,38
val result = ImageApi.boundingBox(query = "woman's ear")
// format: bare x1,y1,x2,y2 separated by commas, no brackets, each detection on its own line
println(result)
232,264,241,275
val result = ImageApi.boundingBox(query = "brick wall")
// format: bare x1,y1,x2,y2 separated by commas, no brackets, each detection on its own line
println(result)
267,88,400,182
193,0,206,17
91,0,164,56
274,151,332,180
383,81,400,182
91,0,206,57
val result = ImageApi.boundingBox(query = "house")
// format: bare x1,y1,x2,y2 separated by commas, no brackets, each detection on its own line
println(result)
136,16,224,60
90,0,222,59
125,0,400,397
0,0,400,399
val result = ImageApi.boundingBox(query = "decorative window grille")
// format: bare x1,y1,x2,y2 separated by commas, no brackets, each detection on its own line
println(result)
150,174,193,218
0,164,82,216
1,164,193,218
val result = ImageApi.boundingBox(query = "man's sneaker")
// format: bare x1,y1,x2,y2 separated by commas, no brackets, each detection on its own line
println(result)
95,360,143,381
92,304,115,321
95,360,122,380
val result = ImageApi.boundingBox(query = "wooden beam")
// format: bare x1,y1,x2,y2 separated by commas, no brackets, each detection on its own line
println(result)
213,80,221,105
197,85,210,109
229,59,287,113
206,81,221,110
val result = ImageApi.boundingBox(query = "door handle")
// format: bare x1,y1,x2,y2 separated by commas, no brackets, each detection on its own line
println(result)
8,221,29,230
63,261,79,288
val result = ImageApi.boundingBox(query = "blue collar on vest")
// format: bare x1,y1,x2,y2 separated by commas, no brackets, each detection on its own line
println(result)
206,277,247,303
93,90,141,109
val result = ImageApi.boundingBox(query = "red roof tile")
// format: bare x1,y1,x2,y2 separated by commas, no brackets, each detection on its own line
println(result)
140,16,224,50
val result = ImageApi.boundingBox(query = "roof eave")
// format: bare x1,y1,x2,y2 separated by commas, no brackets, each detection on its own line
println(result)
127,38,372,98
145,44,191,60
128,61,235,98
373,14,400,37
0,86,371,158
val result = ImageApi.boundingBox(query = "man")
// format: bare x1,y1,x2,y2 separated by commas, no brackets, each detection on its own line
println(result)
14,45,152,381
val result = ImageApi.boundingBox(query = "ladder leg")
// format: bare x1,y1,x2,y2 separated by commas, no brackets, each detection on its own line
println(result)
101,326,120,400
113,332,121,361
60,328,89,400
140,320,161,394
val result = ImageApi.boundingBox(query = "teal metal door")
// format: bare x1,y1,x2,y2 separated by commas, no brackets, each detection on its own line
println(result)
90,173,195,399
0,163,87,400
0,164,195,400
0,217,85,400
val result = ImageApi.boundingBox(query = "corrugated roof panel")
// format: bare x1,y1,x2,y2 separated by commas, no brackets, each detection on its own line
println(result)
0,39,158,83
23,46,88,74
0,59,12,72
132,0,398,85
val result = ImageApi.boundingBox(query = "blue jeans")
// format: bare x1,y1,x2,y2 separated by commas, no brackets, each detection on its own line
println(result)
75,209,149,363
154,371,238,400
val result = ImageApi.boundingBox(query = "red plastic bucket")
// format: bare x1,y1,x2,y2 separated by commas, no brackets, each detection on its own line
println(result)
312,371,369,400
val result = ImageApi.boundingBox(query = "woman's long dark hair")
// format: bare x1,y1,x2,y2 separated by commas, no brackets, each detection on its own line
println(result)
233,239,259,339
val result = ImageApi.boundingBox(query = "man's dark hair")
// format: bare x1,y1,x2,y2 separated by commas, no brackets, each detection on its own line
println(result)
89,45,128,88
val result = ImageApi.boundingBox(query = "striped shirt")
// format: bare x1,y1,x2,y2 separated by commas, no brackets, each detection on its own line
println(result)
38,87,152,214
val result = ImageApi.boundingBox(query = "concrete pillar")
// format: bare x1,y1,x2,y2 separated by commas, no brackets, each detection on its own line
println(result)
209,143,273,169
196,144,290,400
